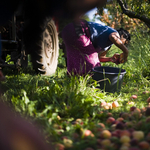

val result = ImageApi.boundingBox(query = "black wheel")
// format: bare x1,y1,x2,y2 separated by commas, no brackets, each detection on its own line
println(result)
30,19,59,75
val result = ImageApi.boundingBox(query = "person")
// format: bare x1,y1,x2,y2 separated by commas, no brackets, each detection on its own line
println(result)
61,19,131,75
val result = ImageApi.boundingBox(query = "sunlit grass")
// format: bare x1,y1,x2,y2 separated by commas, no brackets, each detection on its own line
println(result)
0,31,150,149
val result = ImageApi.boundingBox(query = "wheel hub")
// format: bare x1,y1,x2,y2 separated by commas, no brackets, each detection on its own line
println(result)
44,29,53,59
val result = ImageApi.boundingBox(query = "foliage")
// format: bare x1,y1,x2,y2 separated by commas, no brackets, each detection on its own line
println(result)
97,0,150,32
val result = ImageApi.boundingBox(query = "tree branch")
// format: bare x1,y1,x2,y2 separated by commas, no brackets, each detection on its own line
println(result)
117,0,150,27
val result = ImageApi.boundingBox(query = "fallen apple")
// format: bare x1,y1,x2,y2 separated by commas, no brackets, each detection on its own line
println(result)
55,143,65,150
120,130,131,137
130,106,136,112
120,135,131,143
106,117,115,124
83,130,94,137
100,130,111,139
132,131,144,141
147,97,150,103
138,141,150,149
101,139,111,147
130,95,138,100
112,101,119,108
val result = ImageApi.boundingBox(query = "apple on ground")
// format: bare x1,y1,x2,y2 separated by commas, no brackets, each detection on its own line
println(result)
100,130,111,139
138,141,150,149
55,143,65,150
132,131,144,141
112,101,119,108
130,95,138,100
101,139,111,147
120,130,131,137
147,97,150,103
116,117,124,122
97,123,105,130
106,103,112,109
63,138,73,148
111,129,121,138
100,101,107,107
130,106,136,112
83,130,94,137
120,135,131,143
106,112,113,117
106,117,115,124
116,122,125,130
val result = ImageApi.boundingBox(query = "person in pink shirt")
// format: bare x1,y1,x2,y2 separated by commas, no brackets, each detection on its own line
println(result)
61,19,130,75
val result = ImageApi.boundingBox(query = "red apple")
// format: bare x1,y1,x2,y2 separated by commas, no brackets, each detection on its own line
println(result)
97,123,105,129
83,130,94,137
147,97,150,103
138,141,150,149
100,101,107,107
116,117,124,122
120,130,131,137
130,106,136,112
111,129,121,138
55,143,65,150
130,95,137,100
106,117,115,124
116,122,125,130
106,112,113,117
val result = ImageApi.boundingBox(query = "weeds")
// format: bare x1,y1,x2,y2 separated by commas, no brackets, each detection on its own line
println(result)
0,31,150,149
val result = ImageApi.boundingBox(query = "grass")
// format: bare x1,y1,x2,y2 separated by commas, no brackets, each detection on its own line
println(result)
0,31,150,150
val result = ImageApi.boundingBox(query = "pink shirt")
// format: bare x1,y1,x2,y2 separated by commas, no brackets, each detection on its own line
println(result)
62,21,101,75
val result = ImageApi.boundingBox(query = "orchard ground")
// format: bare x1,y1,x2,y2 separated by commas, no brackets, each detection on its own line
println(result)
0,30,150,150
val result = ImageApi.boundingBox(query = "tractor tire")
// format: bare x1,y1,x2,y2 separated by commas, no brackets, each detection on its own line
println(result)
30,19,59,75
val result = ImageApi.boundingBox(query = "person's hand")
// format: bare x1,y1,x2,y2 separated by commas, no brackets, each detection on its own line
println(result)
110,53,120,65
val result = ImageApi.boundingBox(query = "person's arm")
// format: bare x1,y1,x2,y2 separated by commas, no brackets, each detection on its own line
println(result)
98,48,117,63
109,32,129,62
98,49,111,62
